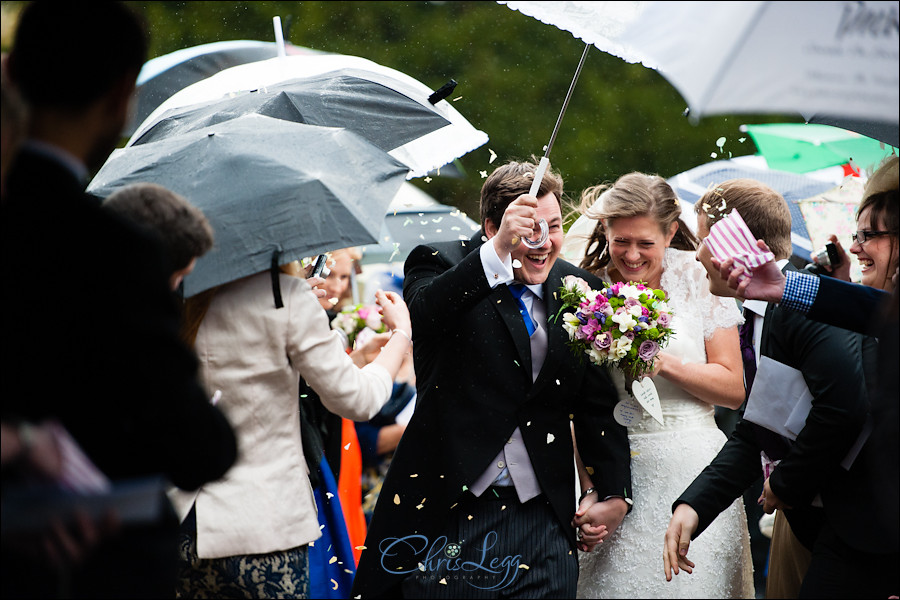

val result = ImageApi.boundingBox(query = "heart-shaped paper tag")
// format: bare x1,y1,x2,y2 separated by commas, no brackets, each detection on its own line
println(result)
631,378,664,425
613,397,642,427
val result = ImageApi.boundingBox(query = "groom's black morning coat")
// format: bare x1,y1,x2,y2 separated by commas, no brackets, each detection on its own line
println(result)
351,233,632,598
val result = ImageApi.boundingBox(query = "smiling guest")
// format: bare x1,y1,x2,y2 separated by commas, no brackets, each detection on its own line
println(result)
571,172,754,599
352,159,632,599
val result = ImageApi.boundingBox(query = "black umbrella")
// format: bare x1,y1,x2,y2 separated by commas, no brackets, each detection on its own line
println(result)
88,114,409,298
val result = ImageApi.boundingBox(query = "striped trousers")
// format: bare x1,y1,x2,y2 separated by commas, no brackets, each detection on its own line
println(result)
400,487,577,598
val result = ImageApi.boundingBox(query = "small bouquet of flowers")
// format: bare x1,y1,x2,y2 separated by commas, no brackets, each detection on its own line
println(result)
330,303,387,348
556,275,673,381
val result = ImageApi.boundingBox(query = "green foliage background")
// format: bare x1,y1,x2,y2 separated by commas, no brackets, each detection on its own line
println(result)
2,1,798,220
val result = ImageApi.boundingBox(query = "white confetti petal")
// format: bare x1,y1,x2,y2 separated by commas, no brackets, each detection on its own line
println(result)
547,433,555,444
394,494,401,505
489,148,498,163
511,259,522,269
331,579,339,590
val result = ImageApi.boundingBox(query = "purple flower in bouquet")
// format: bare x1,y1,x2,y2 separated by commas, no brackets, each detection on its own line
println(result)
638,340,660,362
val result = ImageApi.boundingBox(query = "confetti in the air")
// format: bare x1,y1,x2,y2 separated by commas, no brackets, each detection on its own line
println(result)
489,149,498,163
480,170,488,178
394,494,401,505
547,433,555,444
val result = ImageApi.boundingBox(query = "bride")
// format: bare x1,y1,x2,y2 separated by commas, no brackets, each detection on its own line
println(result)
569,172,754,598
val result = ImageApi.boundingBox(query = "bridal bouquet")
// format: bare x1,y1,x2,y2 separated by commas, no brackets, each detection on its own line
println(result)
556,275,673,380
330,303,387,348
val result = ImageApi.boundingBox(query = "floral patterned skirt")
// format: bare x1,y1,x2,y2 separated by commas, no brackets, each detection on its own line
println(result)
175,508,309,599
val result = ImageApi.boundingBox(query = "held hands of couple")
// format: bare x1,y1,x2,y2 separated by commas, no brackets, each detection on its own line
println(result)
571,492,628,553
663,503,699,582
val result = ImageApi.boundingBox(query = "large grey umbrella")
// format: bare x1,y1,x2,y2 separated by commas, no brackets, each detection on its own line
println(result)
129,72,452,157
126,39,330,137
88,114,409,298
130,54,488,178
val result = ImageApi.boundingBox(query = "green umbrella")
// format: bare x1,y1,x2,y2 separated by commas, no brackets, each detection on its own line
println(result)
741,123,896,174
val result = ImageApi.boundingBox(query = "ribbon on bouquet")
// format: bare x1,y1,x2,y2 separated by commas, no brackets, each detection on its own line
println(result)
702,209,775,280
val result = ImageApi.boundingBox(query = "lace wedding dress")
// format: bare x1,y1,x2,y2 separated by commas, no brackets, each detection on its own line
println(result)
577,249,755,599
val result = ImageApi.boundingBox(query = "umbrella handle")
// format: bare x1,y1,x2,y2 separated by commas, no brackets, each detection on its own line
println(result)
529,156,550,197
273,16,286,57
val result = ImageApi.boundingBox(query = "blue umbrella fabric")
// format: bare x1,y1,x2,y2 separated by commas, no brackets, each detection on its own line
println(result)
666,159,838,264
88,114,409,298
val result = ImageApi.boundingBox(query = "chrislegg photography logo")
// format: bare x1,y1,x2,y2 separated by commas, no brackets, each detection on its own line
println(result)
378,531,524,591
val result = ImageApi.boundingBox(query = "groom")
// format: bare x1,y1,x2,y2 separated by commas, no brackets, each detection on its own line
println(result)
351,160,632,598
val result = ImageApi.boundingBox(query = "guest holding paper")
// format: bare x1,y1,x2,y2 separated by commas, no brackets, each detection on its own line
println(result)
707,159,898,597
571,172,753,599
665,178,877,599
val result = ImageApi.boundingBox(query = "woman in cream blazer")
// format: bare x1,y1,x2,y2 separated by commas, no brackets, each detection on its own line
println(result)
171,270,412,598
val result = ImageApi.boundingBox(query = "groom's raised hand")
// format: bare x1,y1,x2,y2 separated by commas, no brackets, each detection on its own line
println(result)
663,503,698,581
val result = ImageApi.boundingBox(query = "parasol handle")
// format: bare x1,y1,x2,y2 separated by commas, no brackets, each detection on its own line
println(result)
273,16,286,57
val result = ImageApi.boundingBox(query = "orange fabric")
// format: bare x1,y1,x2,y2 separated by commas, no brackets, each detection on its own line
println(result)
338,417,366,565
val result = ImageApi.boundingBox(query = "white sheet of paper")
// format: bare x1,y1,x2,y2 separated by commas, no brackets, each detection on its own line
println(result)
744,354,869,470
744,355,812,440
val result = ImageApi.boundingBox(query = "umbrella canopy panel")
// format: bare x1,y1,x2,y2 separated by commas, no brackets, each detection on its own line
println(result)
666,160,840,264
128,40,328,137
130,72,451,155
130,54,488,178
742,122,897,174
500,1,899,130
89,115,409,297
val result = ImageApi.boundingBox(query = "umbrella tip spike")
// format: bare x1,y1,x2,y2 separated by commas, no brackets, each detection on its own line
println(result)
428,79,458,105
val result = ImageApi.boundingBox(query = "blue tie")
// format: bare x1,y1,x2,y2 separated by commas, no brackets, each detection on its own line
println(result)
509,283,536,336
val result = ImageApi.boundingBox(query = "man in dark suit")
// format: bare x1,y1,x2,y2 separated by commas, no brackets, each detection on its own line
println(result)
351,160,632,598
711,158,898,597
662,178,876,598
1,3,236,597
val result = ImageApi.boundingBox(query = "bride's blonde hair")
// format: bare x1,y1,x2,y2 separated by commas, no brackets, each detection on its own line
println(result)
577,172,698,273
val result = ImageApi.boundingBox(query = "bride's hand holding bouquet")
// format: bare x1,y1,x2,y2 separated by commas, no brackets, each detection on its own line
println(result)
556,275,673,424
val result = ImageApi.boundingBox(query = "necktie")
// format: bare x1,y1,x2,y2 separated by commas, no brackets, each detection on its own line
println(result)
509,283,536,336
738,312,757,398
741,310,791,461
